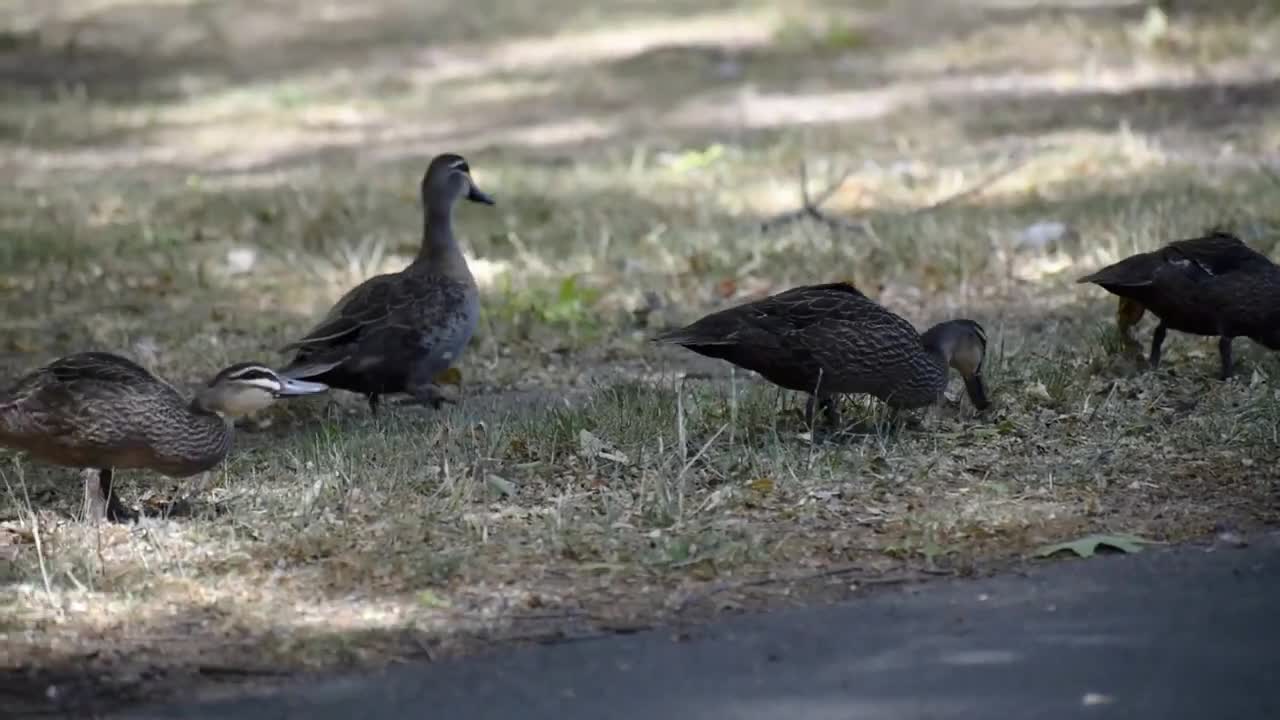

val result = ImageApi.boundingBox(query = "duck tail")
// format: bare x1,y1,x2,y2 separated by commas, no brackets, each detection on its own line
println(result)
1076,254,1154,287
278,358,345,380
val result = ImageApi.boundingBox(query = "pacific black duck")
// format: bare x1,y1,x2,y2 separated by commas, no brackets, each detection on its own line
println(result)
279,153,495,414
1077,230,1280,380
0,352,328,522
652,282,991,425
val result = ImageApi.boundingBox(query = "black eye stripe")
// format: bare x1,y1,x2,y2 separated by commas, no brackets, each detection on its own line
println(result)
213,364,280,385
231,369,276,381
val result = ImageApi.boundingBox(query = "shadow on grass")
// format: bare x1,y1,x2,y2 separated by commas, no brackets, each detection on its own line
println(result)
0,0,757,103
5,0,1278,163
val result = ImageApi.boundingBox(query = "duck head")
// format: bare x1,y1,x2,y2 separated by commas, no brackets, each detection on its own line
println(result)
921,319,992,411
421,153,495,211
194,363,329,418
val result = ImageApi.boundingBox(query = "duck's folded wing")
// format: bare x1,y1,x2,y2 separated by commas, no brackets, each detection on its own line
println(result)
791,309,922,381
280,276,410,353
280,275,472,379
1169,233,1268,277
1077,253,1159,287
1,377,94,439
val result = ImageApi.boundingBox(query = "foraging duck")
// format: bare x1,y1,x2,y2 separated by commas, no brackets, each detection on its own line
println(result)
1077,230,1280,380
0,352,329,522
279,153,495,414
652,282,991,424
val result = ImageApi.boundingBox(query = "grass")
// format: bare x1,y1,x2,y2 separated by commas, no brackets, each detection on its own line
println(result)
3,0,1280,712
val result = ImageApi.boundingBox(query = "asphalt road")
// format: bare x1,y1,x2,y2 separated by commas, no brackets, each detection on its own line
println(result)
123,530,1280,720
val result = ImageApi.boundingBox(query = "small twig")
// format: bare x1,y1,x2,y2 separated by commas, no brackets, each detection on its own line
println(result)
676,423,728,517
728,367,738,447
809,166,854,209
674,563,952,614
28,513,55,607
7,461,56,605
762,149,1041,235
676,376,688,466
760,161,862,234
919,152,1035,212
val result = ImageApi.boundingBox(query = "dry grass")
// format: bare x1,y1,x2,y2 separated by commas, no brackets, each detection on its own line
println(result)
3,0,1280,713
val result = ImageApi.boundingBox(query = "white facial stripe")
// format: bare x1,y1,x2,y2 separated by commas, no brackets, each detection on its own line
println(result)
448,158,469,170
239,377,282,393
224,365,270,378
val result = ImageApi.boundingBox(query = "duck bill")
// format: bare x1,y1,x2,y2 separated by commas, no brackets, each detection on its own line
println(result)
467,184,496,205
276,377,331,397
963,373,991,411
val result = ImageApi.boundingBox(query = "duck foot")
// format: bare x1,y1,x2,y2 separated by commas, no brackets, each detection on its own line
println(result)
803,394,841,428
106,499,139,524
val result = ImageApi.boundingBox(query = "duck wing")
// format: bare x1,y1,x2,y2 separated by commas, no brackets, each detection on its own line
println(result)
1076,250,1160,288
280,272,472,377
1167,231,1270,278
653,282,890,389
0,352,174,440
789,300,925,391
653,283,867,346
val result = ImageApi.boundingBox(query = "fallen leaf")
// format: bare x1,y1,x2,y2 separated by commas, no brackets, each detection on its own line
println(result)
748,477,775,494
486,474,517,498
1033,533,1160,559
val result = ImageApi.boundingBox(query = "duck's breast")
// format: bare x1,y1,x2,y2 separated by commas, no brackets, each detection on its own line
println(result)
412,282,480,378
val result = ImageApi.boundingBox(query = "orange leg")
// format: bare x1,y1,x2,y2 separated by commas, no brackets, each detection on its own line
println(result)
1116,297,1146,362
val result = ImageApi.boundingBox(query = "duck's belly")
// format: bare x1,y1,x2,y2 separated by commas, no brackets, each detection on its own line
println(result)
3,434,189,475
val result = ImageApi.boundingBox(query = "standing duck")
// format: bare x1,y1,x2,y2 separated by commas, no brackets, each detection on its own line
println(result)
279,153,495,414
0,352,328,522
652,282,991,425
1077,230,1280,380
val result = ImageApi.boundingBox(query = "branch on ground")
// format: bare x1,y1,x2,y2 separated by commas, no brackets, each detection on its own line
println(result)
760,151,1040,235
759,161,863,234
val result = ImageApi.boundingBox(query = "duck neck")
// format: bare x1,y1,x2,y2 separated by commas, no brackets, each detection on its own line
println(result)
417,204,472,279
920,324,954,380
878,326,953,409
187,399,235,435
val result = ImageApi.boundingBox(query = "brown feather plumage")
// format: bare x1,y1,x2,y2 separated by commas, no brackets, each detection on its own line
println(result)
1077,230,1280,379
652,282,990,421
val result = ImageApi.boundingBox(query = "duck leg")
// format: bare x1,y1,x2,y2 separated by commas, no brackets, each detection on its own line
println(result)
83,468,136,523
1148,321,1168,370
1116,297,1146,360
102,469,138,523
1218,336,1235,381
367,393,381,416
804,393,840,427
